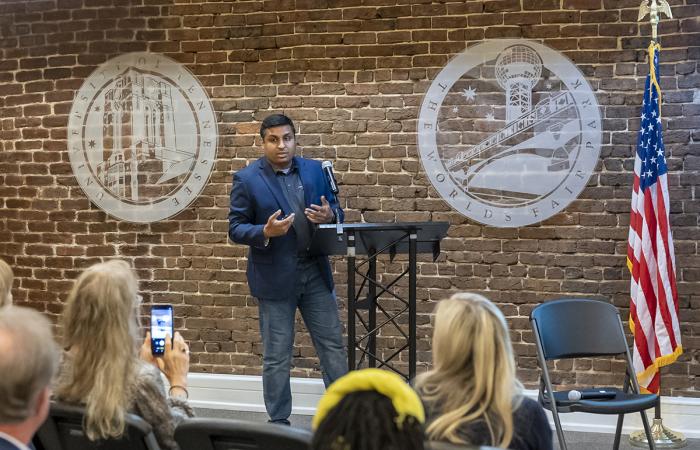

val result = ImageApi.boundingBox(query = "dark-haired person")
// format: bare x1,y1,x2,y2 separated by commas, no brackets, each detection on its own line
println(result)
0,306,59,450
415,293,552,450
311,368,425,450
228,113,347,425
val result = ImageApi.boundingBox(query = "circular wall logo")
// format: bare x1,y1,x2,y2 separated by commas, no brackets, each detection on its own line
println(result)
68,52,217,223
418,40,601,227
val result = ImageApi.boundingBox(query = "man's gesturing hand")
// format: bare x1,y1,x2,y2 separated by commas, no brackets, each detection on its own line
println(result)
305,196,334,224
263,209,295,238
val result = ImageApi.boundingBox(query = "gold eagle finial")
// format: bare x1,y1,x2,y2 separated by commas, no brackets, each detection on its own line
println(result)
638,0,673,40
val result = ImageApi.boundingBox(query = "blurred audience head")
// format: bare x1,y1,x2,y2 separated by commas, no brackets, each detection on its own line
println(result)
416,292,522,448
0,259,14,307
311,368,425,450
0,306,58,443
56,259,141,440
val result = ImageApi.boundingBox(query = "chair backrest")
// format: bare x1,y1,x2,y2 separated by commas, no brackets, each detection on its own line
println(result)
174,417,312,450
35,402,160,450
425,440,503,450
530,298,628,360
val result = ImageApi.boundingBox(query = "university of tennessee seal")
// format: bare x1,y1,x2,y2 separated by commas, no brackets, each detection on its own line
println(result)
68,52,217,223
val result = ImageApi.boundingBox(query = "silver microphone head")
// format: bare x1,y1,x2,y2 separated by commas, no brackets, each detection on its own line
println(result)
567,390,582,401
321,160,339,194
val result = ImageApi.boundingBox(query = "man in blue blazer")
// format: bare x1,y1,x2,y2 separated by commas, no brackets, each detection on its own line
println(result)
228,114,348,424
0,307,58,450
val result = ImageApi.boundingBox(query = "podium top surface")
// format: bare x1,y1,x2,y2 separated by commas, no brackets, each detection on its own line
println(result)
310,221,449,257
318,221,449,233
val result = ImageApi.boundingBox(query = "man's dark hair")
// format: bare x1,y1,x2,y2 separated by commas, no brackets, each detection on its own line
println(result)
260,114,296,138
311,391,425,450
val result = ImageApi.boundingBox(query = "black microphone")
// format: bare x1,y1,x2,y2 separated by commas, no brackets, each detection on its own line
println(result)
322,160,339,195
567,389,616,401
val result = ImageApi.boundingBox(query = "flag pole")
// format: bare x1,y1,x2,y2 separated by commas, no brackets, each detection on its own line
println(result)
628,2,686,447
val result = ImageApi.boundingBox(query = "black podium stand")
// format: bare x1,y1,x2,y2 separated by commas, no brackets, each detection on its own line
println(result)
309,222,449,380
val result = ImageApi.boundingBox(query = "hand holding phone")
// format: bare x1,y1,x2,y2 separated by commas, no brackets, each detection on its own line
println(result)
151,305,173,356
160,332,190,388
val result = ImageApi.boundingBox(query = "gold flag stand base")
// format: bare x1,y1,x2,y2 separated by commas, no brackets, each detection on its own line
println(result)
629,418,687,448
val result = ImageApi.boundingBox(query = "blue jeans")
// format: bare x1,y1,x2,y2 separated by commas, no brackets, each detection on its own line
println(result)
257,258,348,422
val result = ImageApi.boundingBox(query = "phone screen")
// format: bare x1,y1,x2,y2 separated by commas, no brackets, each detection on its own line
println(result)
151,305,173,356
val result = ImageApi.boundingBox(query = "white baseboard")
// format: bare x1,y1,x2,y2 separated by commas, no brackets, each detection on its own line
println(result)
187,373,323,416
186,373,700,439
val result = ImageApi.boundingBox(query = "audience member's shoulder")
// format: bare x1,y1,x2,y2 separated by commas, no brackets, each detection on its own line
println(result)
513,396,550,432
515,396,547,420
133,361,166,391
513,396,553,450
517,396,541,410
51,352,68,393
54,350,74,381
128,361,176,410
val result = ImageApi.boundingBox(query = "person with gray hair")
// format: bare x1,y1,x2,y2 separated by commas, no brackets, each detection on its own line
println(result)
0,306,59,450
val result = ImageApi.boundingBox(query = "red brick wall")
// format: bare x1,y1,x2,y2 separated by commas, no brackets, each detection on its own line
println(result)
0,0,698,396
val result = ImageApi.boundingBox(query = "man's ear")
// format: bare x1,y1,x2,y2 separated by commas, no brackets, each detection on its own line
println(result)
34,386,51,419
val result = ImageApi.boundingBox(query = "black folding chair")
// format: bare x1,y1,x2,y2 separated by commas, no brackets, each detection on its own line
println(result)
425,441,502,450
530,298,657,450
34,401,160,450
174,417,312,450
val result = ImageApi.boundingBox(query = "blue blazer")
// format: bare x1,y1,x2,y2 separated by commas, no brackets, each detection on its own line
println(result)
0,435,24,450
228,156,344,300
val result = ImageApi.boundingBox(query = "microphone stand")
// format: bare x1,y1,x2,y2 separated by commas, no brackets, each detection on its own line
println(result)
323,161,343,240
334,205,343,241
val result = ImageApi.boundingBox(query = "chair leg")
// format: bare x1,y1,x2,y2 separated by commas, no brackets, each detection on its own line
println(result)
531,321,567,450
613,414,624,450
551,410,568,450
640,410,656,450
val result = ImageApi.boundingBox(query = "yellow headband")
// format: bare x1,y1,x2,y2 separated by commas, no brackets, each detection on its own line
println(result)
312,368,425,430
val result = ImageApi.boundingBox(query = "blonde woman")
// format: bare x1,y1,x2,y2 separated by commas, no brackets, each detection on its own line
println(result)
0,259,13,306
54,260,193,450
416,293,552,450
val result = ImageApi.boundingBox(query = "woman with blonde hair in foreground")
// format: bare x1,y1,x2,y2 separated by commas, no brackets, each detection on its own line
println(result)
54,260,193,450
0,259,14,307
416,293,552,450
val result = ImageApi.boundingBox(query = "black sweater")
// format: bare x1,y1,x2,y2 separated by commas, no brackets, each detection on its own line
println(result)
424,396,553,450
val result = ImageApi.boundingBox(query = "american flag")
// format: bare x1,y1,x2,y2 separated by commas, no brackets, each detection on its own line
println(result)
627,43,682,394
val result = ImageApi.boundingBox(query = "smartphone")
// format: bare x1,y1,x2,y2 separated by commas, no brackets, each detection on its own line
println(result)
150,304,173,356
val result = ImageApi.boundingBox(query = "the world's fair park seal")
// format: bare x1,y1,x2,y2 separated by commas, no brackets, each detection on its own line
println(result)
68,52,217,223
418,40,602,227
